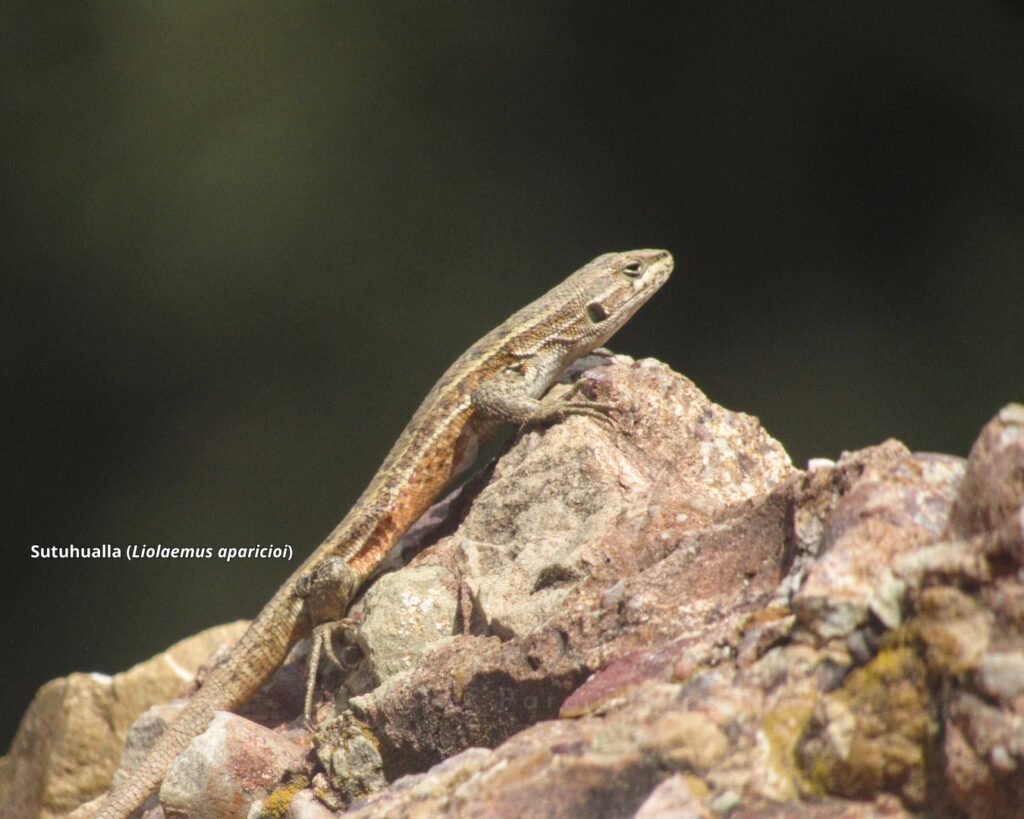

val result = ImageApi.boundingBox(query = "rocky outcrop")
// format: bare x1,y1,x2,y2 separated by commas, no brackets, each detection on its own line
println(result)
6,359,1022,818
0,621,249,819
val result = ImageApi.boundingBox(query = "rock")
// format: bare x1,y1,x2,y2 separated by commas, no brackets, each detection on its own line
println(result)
345,717,667,819
733,794,916,818
312,711,387,804
632,774,712,819
357,563,459,683
910,586,989,676
349,631,587,779
282,788,338,818
159,712,306,819
797,646,936,806
792,449,964,641
639,711,729,772
974,651,1024,703
17,368,1024,819
949,403,1024,538
107,702,183,815
352,358,794,691
344,360,794,783
0,621,247,819
945,692,1024,818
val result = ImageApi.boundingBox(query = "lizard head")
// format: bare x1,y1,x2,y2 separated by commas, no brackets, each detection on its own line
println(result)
571,248,674,352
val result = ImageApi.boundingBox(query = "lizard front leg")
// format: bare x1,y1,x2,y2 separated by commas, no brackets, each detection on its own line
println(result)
470,367,615,426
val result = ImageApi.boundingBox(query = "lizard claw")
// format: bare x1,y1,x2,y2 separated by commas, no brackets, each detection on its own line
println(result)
559,399,618,429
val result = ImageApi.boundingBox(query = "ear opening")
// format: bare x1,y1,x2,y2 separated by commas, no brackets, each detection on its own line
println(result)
587,301,610,323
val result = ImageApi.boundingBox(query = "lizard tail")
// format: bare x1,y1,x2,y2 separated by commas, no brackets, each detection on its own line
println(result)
94,592,306,819
94,685,221,819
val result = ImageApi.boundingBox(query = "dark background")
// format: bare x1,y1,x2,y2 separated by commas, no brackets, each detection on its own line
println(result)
3,3,1022,750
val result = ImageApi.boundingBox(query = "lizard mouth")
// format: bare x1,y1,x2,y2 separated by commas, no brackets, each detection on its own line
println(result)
626,250,674,304
643,250,674,287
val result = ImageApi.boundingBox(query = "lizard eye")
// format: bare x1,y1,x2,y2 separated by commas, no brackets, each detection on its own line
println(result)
621,260,643,277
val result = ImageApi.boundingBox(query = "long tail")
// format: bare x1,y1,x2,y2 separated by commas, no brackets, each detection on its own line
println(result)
94,590,306,819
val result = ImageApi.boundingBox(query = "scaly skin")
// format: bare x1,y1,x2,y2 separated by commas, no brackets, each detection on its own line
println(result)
94,249,673,818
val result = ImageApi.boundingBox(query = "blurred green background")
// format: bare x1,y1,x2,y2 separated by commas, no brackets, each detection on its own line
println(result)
3,3,1021,749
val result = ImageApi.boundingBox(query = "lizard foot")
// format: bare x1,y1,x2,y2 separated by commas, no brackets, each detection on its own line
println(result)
303,617,360,727
530,380,619,429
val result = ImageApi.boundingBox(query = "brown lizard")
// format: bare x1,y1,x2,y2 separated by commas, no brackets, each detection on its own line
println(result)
94,248,674,818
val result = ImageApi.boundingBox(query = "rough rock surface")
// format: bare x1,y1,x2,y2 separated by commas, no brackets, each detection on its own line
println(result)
7,360,1023,819
0,621,248,819
160,712,307,818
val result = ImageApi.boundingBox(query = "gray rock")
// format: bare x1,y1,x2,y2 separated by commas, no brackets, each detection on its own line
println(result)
160,712,305,819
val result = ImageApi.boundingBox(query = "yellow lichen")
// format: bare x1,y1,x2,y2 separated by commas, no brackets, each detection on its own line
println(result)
758,694,820,800
253,774,309,819
798,647,936,807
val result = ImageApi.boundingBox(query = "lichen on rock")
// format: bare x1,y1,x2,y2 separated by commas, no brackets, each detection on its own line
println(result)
9,366,1024,819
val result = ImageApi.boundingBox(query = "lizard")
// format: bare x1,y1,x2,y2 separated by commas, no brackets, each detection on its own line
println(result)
93,248,674,818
